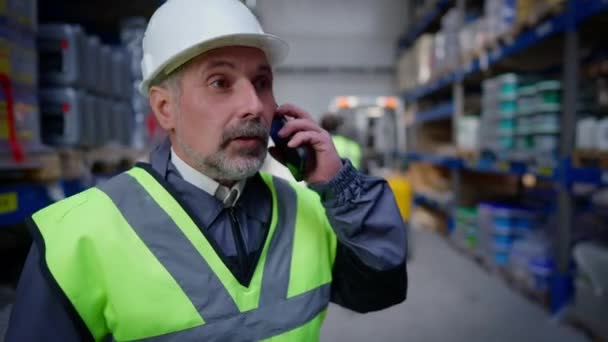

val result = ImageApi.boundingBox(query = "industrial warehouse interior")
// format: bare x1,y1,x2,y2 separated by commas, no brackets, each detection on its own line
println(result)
1,0,607,341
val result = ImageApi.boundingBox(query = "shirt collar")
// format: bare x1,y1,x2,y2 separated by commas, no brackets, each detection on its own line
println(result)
170,148,245,207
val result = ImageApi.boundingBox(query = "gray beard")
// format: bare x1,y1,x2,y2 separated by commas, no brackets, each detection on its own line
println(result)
179,138,267,181
175,119,269,182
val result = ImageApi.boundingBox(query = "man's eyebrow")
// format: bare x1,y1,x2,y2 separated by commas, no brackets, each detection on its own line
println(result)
258,64,272,73
205,60,237,70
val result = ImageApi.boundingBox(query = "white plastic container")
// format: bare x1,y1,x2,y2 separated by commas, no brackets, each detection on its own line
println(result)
38,24,86,87
576,117,598,150
39,88,86,146
596,117,608,152
86,36,101,93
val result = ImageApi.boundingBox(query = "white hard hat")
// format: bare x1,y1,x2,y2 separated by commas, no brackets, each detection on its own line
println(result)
139,0,289,96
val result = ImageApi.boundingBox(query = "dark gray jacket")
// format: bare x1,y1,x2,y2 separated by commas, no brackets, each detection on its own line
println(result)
6,140,407,341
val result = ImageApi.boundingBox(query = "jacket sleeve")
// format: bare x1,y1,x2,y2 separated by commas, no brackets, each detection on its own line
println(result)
309,160,408,313
5,245,89,342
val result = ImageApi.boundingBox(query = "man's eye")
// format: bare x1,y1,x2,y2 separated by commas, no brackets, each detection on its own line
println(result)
210,79,229,89
255,78,272,90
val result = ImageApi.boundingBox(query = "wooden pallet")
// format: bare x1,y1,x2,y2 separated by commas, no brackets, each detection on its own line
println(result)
0,150,62,182
85,145,146,176
573,150,608,169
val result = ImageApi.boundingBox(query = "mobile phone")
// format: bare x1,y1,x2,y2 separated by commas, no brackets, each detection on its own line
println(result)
270,116,312,181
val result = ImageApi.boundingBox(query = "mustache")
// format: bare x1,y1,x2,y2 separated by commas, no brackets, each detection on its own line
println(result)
220,120,269,147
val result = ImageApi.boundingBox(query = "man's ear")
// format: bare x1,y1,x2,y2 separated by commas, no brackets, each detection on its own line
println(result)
149,86,178,131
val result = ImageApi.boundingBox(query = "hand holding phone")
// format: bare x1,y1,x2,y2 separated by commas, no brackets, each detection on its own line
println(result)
272,104,342,184
270,116,313,181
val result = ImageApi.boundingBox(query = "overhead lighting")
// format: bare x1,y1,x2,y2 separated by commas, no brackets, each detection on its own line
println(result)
377,96,398,110
336,96,359,109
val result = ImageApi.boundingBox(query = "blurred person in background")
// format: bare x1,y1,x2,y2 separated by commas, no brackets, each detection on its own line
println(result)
6,0,406,341
321,113,363,169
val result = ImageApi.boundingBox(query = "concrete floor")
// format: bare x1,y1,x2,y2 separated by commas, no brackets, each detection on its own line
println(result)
0,230,588,341
320,229,587,342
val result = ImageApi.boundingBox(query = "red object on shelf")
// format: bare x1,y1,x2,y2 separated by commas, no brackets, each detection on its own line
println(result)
0,73,25,163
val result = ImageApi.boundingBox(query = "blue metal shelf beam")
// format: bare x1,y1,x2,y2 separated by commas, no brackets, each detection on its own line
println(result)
406,152,463,169
415,102,454,124
405,152,608,186
413,192,450,213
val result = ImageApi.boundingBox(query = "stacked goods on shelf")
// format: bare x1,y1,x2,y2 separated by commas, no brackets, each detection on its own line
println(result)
400,0,567,93
414,116,454,154
575,64,608,155
477,202,538,268
451,207,478,253
0,0,43,163
458,15,487,63
397,34,433,92
484,0,517,43
408,163,452,203
515,80,561,166
438,7,462,76
397,5,464,92
480,74,518,159
121,17,159,151
516,0,565,28
408,163,452,234
38,24,133,148
480,73,561,164
508,232,554,296
456,115,480,152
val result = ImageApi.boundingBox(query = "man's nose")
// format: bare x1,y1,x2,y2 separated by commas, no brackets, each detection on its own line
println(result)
238,81,265,120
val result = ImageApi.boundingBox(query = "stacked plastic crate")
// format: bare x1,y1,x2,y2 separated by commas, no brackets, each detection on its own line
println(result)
120,17,156,150
0,0,42,163
515,80,561,166
481,73,542,161
477,202,537,268
452,207,479,254
480,75,519,159
38,24,132,148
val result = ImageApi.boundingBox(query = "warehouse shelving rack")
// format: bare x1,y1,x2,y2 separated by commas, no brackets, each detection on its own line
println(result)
0,1,164,230
399,0,608,313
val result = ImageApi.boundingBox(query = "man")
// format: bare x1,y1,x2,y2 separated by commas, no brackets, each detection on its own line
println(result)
320,113,363,169
6,0,407,341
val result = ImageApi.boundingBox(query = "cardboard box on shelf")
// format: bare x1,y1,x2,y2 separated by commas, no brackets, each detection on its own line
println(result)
411,207,449,235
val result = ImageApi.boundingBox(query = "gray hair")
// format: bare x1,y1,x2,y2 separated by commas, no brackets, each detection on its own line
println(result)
151,62,189,97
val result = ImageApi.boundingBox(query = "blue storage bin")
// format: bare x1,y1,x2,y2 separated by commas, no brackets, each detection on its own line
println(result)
494,251,510,265
529,257,553,292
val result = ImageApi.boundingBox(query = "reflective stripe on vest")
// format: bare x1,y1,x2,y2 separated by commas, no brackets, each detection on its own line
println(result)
32,166,336,341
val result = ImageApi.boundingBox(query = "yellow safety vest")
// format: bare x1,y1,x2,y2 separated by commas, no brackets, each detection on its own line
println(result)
30,165,337,341
332,135,362,169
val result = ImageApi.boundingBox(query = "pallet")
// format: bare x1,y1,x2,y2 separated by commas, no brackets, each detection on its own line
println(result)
0,150,62,182
573,150,608,169
58,148,87,180
86,145,146,176
456,149,478,165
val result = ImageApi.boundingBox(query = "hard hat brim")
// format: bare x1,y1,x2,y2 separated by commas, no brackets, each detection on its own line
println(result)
139,33,289,97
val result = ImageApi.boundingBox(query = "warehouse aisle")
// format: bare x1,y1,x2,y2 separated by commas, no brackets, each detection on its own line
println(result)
321,229,587,342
